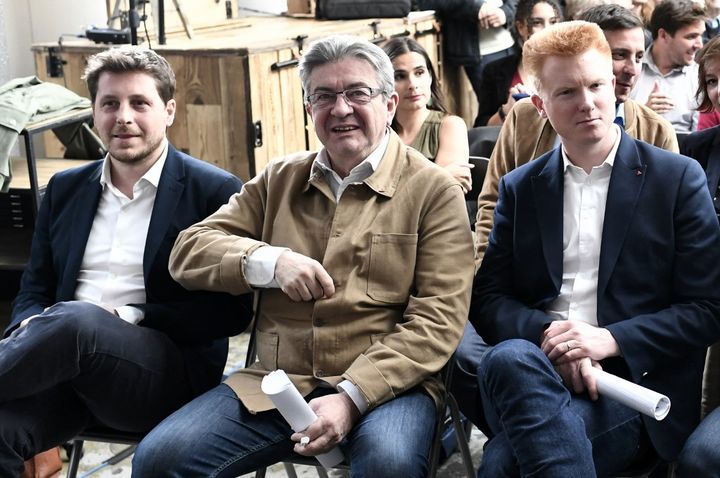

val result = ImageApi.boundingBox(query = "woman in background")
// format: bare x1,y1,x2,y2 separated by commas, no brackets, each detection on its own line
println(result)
675,34,720,478
476,0,563,126
383,37,472,193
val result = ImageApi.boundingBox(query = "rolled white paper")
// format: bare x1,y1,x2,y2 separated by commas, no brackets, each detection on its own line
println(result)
261,369,345,469
589,368,671,421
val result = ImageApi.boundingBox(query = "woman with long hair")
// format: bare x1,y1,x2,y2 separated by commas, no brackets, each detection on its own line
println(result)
383,37,472,193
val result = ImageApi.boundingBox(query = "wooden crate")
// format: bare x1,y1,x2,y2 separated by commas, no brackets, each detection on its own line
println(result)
33,12,444,181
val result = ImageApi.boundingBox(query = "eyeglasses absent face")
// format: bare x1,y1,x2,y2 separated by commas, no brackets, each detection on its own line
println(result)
306,86,383,108
527,14,560,33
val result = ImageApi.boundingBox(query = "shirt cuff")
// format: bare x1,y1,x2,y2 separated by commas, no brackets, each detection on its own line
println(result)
244,245,288,288
337,379,369,415
115,305,144,325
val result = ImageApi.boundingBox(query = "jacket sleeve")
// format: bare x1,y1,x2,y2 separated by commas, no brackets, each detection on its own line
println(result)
475,105,520,266
138,175,255,344
471,176,555,345
169,168,269,296
5,177,60,335
605,160,720,382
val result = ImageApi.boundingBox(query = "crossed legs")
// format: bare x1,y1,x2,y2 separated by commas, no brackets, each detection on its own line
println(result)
0,301,194,476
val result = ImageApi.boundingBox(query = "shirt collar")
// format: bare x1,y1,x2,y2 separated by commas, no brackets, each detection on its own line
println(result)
311,129,390,183
615,103,626,127
100,139,168,191
561,123,621,172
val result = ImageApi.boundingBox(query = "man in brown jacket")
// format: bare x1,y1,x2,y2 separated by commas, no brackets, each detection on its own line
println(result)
475,4,679,263
131,35,475,478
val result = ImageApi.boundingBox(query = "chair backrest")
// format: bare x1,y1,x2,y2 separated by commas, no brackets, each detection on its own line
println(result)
468,126,501,159
465,156,490,230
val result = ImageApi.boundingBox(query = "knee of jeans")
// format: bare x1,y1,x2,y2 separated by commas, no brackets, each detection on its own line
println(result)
351,445,429,478
132,429,185,475
42,302,110,335
676,438,717,476
478,339,544,379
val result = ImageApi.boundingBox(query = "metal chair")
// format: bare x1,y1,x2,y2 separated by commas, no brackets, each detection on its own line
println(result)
66,427,142,478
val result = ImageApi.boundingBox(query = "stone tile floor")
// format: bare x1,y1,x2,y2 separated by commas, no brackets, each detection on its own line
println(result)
60,333,486,477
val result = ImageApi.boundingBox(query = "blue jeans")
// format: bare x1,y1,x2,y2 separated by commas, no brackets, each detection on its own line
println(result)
676,407,720,477
0,301,194,478
478,339,646,478
132,383,436,477
450,322,492,434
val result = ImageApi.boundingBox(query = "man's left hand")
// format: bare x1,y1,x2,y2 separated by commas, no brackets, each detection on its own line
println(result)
541,320,620,363
291,392,360,456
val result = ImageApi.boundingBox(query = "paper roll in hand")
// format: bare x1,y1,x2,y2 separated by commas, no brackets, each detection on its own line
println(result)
261,369,345,469
589,368,671,421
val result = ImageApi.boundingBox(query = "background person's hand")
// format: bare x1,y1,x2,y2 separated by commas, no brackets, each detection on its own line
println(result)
645,80,674,114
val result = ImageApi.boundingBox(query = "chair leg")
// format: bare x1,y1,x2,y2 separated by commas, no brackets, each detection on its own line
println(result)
254,466,267,478
282,462,299,478
447,393,476,478
66,440,84,478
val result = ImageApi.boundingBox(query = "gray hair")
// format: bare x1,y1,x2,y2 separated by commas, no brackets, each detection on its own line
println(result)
298,35,395,102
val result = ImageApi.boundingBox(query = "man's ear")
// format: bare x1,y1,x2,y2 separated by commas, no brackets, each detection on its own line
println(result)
531,94,547,118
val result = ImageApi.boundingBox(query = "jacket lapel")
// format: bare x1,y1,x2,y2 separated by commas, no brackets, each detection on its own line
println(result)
531,149,564,292
62,164,103,291
598,132,645,297
143,146,185,277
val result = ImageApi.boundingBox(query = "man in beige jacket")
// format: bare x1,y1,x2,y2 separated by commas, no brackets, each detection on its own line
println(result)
475,4,679,263
131,35,474,478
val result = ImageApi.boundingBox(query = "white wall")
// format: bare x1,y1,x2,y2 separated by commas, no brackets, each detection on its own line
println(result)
237,0,288,15
0,0,107,81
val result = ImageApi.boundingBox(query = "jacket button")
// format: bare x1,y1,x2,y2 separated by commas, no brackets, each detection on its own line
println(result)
314,318,325,327
316,369,326,377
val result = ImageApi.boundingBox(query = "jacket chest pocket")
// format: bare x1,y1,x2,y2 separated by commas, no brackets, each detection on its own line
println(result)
367,233,418,303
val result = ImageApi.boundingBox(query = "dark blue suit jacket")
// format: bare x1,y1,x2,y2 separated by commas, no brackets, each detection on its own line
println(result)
7,144,253,395
681,124,720,215
472,130,720,460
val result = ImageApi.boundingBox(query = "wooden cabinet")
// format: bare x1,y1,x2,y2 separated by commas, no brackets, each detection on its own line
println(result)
33,13,442,182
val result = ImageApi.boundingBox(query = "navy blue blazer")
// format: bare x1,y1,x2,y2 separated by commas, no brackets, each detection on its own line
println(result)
681,124,720,214
472,130,720,460
7,144,253,395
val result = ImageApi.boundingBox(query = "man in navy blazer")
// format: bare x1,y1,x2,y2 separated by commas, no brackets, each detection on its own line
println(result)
0,47,252,476
470,21,720,476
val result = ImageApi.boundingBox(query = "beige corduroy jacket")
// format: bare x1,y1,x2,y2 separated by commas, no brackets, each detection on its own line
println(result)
169,132,475,413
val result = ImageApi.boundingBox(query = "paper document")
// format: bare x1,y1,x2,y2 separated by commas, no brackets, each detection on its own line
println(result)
589,368,670,421
261,370,345,469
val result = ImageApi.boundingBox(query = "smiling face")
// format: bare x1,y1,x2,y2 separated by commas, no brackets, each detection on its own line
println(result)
660,20,705,67
605,27,646,102
531,48,616,150
93,70,175,167
391,51,433,113
704,57,720,112
305,57,398,169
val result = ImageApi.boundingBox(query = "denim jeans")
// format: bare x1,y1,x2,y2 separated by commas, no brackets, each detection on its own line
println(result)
676,407,720,477
132,383,436,478
477,339,646,478
450,322,492,434
0,301,194,478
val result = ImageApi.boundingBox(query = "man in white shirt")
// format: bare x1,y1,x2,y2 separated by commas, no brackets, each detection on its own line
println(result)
471,21,720,476
630,0,706,133
0,47,251,477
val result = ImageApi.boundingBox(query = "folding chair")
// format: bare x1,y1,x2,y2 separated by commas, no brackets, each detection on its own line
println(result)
66,428,142,478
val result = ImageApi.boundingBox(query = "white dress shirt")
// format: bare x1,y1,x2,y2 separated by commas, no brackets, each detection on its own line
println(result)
74,141,168,324
545,125,621,326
